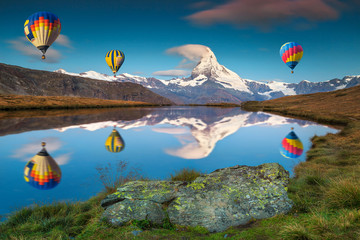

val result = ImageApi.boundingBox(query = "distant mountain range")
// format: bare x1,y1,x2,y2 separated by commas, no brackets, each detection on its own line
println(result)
0,63,173,105
55,46,360,104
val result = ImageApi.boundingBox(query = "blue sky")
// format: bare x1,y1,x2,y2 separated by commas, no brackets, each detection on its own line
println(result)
1,0,359,83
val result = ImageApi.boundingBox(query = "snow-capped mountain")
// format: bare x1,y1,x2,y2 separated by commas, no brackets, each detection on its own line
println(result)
55,47,360,104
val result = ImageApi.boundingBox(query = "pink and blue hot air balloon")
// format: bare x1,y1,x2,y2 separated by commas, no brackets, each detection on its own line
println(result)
280,128,304,159
280,42,303,73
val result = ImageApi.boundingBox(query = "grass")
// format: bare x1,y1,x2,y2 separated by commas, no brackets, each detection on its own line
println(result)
2,85,360,239
96,160,142,194
0,94,164,110
169,168,203,182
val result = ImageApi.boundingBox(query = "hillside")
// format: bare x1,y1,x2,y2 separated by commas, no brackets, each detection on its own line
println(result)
0,94,163,110
0,63,173,105
242,84,360,125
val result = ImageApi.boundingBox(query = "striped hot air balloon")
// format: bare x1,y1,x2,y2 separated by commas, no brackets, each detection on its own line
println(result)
105,50,125,77
24,11,61,59
280,42,303,73
105,128,125,153
280,128,304,159
24,142,61,190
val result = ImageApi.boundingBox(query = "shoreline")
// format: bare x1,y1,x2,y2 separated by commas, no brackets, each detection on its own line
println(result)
2,86,360,239
0,94,170,111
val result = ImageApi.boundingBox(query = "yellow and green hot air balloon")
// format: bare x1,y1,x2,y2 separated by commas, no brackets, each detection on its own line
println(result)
24,142,62,190
105,128,125,153
105,50,125,77
24,11,61,59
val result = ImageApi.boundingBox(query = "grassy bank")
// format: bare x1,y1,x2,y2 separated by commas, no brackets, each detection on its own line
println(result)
241,84,360,126
2,86,360,239
0,94,166,110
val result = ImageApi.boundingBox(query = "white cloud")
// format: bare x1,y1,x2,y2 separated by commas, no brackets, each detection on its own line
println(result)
153,44,210,77
152,127,189,134
166,44,210,62
54,153,72,165
55,34,73,49
153,69,190,77
11,137,71,165
7,34,73,63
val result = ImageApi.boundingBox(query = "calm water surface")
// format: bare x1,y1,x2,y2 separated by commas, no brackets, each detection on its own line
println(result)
0,107,338,220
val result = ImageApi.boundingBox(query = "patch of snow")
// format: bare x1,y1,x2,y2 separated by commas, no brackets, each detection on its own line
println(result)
266,81,296,95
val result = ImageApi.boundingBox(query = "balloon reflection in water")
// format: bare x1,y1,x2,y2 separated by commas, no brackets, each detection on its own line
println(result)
280,128,304,159
105,128,125,153
24,142,62,190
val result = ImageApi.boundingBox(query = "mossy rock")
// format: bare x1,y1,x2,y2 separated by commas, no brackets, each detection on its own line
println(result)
101,163,292,232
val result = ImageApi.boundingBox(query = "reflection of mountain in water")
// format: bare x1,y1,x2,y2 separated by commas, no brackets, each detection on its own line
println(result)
0,108,153,136
56,107,319,159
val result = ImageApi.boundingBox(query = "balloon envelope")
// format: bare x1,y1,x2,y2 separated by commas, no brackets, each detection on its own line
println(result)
280,130,303,159
24,11,61,58
105,50,125,76
105,129,125,153
280,42,303,72
24,146,61,190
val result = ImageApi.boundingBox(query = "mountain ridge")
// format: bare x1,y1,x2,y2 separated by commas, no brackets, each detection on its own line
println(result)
0,63,173,105
55,47,360,104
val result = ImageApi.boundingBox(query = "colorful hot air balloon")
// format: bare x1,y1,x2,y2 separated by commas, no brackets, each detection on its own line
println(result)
280,42,303,73
105,128,125,153
105,50,125,77
24,11,61,60
280,128,304,159
24,142,62,190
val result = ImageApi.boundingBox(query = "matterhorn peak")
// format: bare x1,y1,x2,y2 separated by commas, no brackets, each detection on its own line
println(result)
190,47,251,93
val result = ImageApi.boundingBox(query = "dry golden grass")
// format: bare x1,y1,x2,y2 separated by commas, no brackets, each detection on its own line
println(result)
242,85,360,125
0,94,160,110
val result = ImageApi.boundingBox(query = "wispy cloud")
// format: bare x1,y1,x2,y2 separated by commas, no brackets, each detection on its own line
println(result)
166,44,210,62
189,1,212,9
56,34,73,49
153,44,210,77
11,137,71,165
186,0,342,30
153,69,190,77
54,153,72,165
7,34,73,63
152,127,189,134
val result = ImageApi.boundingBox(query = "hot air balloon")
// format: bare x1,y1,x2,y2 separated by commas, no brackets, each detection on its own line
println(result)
105,50,125,77
24,142,61,190
105,128,125,153
24,11,61,60
280,128,304,159
280,42,303,73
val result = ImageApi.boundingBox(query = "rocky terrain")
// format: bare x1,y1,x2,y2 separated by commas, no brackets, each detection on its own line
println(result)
101,163,292,232
0,63,173,105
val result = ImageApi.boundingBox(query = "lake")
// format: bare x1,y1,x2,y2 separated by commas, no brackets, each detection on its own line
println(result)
0,106,338,220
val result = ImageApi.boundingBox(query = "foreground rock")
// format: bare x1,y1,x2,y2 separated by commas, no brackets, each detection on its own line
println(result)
101,163,292,232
